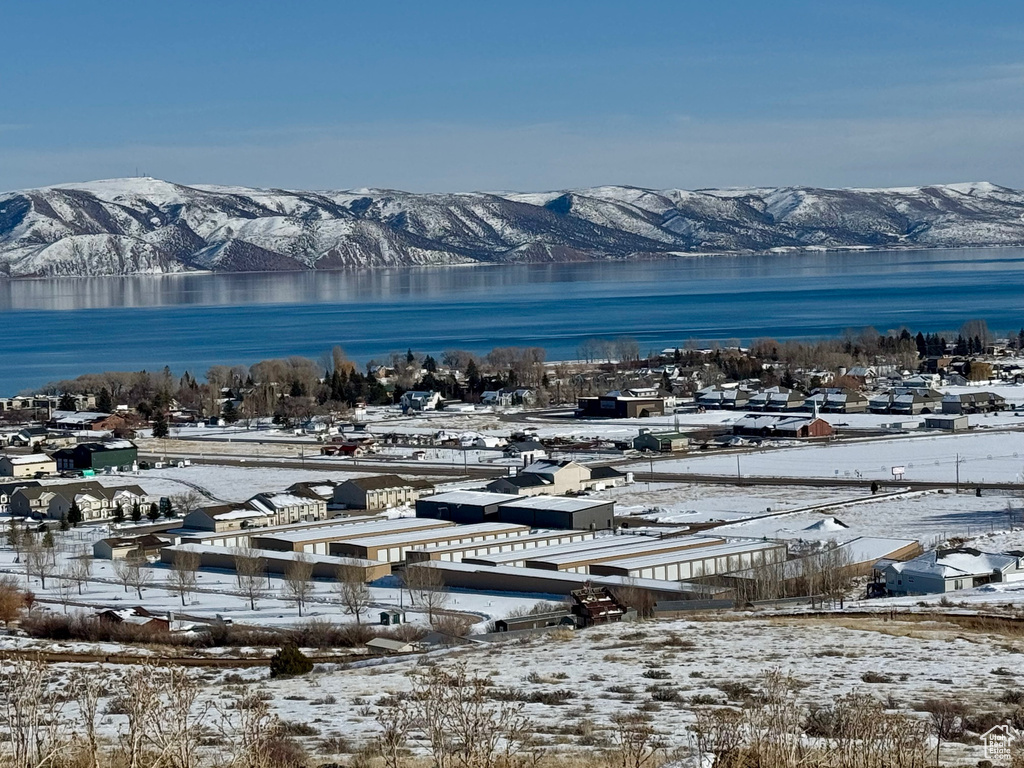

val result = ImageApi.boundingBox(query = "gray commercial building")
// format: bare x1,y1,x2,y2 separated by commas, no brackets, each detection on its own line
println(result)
416,490,524,524
497,495,614,531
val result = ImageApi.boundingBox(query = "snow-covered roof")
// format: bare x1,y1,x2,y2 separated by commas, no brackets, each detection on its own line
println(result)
888,549,1021,579
499,495,610,513
1,454,53,465
420,490,524,506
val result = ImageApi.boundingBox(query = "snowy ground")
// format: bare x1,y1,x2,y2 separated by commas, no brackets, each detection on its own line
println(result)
0,531,555,634
592,482,852,524
29,611,1011,766
635,430,1024,484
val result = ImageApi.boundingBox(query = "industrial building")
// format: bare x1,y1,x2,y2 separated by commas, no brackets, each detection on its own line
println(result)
52,440,138,472
588,540,788,580
497,495,615,531
174,513,387,549
416,490,524,524
329,522,531,563
416,560,728,600
159,543,391,582
522,534,726,573
406,528,597,564
251,517,453,554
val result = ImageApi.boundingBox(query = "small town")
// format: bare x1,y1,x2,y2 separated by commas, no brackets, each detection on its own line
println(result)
0,327,1022,766
6,3,1024,766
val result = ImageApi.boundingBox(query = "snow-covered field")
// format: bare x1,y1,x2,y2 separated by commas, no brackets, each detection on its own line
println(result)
636,430,1024,484
48,612,1009,766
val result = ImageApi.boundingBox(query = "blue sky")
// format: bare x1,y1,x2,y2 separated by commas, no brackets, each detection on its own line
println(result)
3,1,1024,192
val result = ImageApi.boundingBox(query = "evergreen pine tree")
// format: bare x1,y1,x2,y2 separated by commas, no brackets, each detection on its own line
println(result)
152,412,169,438
147,503,160,522
131,501,142,523
67,499,83,527
97,387,113,413
113,502,125,523
59,512,70,532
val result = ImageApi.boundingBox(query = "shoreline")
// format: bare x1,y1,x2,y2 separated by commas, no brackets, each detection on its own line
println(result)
3,242,1024,283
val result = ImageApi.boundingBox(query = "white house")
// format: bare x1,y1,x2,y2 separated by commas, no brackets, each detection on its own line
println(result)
400,391,440,412
883,548,1024,595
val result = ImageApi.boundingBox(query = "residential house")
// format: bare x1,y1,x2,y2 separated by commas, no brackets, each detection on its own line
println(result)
248,490,328,525
883,548,1024,595
869,388,944,415
10,481,147,521
10,427,50,448
486,459,593,497
333,475,434,510
807,387,869,414
0,481,38,514
0,453,56,478
747,387,806,412
632,428,689,453
695,384,751,410
732,415,833,439
503,440,548,463
941,392,1006,414
400,391,440,412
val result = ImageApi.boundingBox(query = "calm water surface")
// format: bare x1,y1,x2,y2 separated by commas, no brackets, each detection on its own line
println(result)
3,249,1024,394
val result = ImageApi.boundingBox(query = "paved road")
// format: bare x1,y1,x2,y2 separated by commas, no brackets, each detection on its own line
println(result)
632,471,1020,492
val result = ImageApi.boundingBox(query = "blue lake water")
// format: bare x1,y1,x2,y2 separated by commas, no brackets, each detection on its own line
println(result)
3,248,1024,395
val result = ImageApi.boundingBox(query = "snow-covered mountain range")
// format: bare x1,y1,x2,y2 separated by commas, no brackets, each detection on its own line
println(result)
2,178,1024,276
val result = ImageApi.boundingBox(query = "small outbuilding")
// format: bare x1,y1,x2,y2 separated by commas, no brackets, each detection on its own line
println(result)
923,414,969,432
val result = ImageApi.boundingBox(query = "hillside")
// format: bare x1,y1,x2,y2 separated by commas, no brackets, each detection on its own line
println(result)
2,178,1024,276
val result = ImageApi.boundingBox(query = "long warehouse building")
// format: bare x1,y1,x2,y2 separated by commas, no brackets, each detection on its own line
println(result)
462,533,722,571
523,534,727,573
416,490,524,523
589,540,788,581
406,528,597,563
329,522,531,563
251,517,453,554
160,543,392,582
174,513,388,549
414,560,730,600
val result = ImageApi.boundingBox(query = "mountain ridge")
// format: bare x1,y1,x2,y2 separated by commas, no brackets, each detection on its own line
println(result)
2,178,1024,277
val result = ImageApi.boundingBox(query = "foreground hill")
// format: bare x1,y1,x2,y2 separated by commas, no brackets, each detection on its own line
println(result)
2,178,1024,276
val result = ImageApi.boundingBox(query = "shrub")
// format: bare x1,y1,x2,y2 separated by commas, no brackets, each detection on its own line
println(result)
270,645,314,678
860,671,893,684
716,681,755,700
642,669,671,680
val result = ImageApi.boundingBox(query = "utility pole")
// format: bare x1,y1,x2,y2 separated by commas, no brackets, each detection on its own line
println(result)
955,453,962,493
736,454,742,484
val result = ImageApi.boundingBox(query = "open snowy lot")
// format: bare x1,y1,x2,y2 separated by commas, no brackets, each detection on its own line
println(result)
637,430,1024,484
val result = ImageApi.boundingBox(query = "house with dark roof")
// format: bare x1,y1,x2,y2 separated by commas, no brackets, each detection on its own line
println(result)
333,475,434,511
10,481,147,521
502,441,548,463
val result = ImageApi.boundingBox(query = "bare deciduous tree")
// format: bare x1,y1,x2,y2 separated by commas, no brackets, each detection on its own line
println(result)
169,549,201,607
282,554,314,617
170,491,204,520
234,549,267,611
124,553,153,600
401,563,449,623
26,541,55,590
69,552,93,595
334,564,372,624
